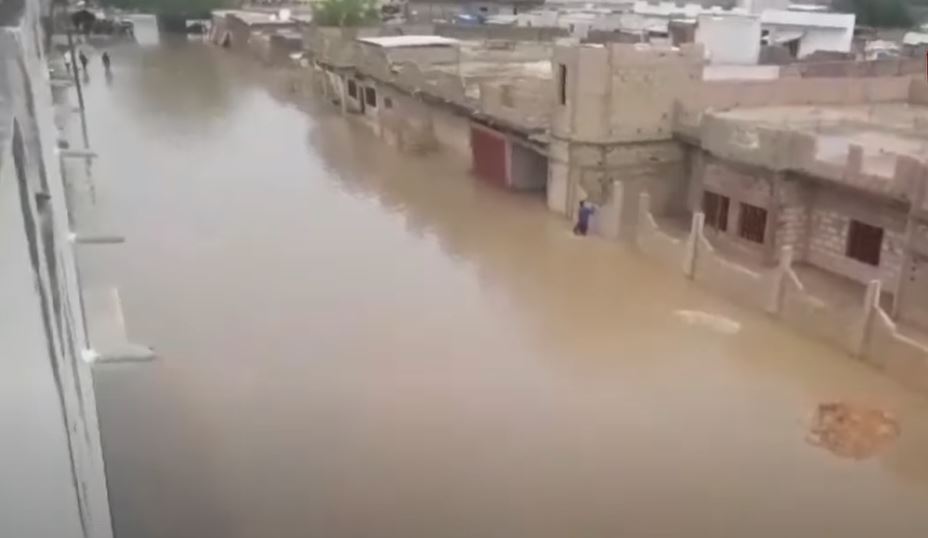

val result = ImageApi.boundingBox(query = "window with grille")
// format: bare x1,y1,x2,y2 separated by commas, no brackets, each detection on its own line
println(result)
738,202,767,243
347,79,357,99
702,191,730,232
846,220,883,266
364,87,377,108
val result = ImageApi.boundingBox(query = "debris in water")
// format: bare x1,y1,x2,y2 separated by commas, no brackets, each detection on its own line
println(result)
673,309,741,335
807,402,900,459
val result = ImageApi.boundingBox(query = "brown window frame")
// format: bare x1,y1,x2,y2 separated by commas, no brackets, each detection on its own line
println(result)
846,219,883,266
738,202,767,244
702,191,730,232
558,64,567,106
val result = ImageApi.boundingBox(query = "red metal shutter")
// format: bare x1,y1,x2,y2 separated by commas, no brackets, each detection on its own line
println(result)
470,126,507,186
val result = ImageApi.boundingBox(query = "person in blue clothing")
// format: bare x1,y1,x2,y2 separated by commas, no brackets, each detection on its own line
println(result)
573,200,595,236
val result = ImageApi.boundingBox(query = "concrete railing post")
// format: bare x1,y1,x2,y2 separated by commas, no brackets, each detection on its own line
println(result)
766,245,794,315
638,191,651,233
339,76,348,115
852,279,882,358
683,212,704,279
598,180,623,241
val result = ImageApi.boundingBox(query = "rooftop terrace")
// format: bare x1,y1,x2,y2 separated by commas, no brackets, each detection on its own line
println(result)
700,103,928,200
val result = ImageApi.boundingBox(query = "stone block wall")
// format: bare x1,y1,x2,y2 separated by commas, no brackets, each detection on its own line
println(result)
478,78,552,131
702,157,773,207
378,85,439,153
807,190,906,288
552,43,703,145
547,139,570,214
898,253,928,330
774,203,808,256
696,157,776,263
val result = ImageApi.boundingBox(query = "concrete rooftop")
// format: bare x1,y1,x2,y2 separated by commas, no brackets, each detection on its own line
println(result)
714,103,928,163
704,103,928,193
434,40,553,81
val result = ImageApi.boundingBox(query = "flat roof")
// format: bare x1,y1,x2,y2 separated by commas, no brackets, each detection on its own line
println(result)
760,9,855,29
710,103,928,169
356,35,460,48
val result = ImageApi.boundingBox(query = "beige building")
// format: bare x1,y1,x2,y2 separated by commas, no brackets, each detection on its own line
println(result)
548,43,703,240
222,17,928,337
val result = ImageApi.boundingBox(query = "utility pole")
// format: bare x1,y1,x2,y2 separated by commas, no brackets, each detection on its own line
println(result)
65,21,90,149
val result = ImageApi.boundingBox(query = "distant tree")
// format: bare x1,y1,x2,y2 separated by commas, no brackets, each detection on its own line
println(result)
832,0,913,28
312,0,379,27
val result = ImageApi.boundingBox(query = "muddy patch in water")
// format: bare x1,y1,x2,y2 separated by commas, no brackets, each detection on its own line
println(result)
807,402,900,459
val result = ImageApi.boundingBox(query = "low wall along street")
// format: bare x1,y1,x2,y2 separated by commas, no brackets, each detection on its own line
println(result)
637,193,928,393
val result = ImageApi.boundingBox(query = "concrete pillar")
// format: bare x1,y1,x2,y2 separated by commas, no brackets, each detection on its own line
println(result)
764,173,783,265
618,181,640,242
893,218,915,318
339,75,347,114
766,245,794,315
319,67,328,100
893,178,925,318
852,279,882,358
684,212,704,279
594,180,622,240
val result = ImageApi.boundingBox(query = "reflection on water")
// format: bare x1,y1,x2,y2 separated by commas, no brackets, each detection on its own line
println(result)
79,20,928,538
124,38,239,135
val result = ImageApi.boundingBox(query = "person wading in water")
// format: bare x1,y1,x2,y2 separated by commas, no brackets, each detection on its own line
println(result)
78,50,89,72
101,52,111,72
573,200,595,236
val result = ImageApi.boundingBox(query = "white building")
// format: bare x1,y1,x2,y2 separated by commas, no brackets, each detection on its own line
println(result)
696,13,762,64
760,9,855,58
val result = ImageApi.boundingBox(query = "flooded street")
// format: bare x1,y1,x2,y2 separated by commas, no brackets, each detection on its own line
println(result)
78,22,928,538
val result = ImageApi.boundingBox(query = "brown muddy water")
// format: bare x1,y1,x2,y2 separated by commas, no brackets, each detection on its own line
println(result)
76,18,928,538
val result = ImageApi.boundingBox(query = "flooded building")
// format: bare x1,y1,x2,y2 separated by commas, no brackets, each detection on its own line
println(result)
218,10,928,384
678,74,928,331
548,42,703,240
305,26,552,190
209,9,308,62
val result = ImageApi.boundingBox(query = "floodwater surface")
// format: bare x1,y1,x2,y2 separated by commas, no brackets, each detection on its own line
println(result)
77,18,928,538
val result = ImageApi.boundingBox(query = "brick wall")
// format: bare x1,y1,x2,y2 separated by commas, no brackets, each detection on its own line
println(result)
775,205,808,254
807,191,906,288
702,158,772,207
